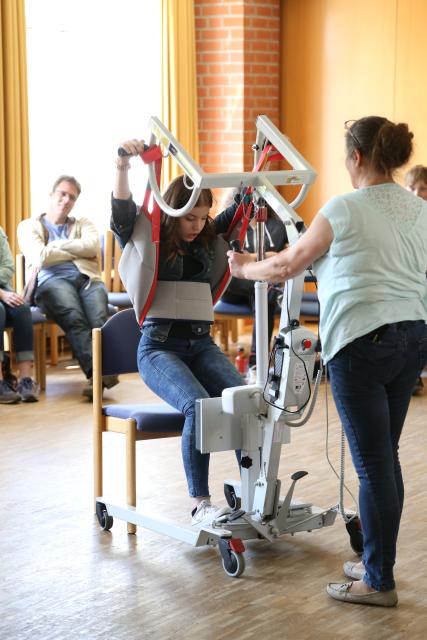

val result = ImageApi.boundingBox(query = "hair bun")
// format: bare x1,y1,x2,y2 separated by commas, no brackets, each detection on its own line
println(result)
372,120,413,173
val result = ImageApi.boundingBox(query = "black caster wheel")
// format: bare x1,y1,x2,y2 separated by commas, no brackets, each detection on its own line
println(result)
222,550,245,578
96,502,114,531
224,483,241,511
346,516,363,555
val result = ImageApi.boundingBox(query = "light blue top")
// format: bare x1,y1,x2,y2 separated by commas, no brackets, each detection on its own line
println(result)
38,218,80,286
313,183,427,363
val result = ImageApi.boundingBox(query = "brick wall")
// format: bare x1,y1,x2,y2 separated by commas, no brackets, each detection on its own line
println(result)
195,0,280,178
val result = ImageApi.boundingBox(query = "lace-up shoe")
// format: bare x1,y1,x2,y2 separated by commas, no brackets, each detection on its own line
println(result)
0,379,21,404
102,375,120,389
82,375,120,400
191,500,221,527
17,377,40,402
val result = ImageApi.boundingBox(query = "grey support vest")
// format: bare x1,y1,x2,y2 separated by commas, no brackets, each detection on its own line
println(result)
118,210,231,325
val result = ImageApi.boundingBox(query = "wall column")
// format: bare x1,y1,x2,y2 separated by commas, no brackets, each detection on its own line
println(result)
195,0,280,178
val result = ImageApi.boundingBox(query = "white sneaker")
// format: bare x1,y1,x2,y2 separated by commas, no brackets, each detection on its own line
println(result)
191,499,220,527
246,365,257,384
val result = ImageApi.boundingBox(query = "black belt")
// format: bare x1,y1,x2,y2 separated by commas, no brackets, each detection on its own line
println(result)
168,322,211,339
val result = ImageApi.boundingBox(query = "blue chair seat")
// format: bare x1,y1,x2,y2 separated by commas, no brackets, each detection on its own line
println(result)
215,294,318,319
103,402,184,432
107,303,118,316
107,291,132,308
30,306,47,323
302,292,318,302
304,273,317,283
300,291,320,317
214,300,253,316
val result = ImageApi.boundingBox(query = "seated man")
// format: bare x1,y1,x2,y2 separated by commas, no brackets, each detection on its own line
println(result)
17,175,118,399
0,226,39,403
405,164,427,395
220,190,288,366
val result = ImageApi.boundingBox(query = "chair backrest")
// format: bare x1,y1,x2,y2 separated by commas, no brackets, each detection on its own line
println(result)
103,229,125,293
100,308,141,376
15,254,25,294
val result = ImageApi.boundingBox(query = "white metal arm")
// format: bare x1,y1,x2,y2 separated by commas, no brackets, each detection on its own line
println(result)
145,115,316,218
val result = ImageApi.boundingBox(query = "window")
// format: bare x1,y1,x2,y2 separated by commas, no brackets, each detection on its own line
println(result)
25,0,161,229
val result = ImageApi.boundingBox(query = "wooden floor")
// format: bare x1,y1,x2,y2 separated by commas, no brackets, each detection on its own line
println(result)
0,355,426,640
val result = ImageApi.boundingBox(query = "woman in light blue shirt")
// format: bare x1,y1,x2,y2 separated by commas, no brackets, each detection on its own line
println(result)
228,116,427,607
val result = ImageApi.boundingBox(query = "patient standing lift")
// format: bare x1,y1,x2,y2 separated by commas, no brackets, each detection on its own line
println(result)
96,116,349,577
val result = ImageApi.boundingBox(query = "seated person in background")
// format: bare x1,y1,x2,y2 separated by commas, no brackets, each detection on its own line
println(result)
404,164,427,395
17,175,118,400
405,164,427,200
0,226,39,403
220,189,288,366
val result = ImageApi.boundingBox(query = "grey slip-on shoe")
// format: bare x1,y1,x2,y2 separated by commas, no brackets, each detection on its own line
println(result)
326,581,398,607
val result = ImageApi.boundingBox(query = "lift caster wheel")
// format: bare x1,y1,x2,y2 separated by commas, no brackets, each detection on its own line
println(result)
224,483,241,511
222,551,246,578
96,502,114,531
346,516,363,555
219,538,246,578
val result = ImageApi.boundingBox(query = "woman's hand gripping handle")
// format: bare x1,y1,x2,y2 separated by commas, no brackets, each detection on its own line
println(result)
114,139,147,200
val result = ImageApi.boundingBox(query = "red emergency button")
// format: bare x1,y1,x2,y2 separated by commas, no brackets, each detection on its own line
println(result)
301,339,312,350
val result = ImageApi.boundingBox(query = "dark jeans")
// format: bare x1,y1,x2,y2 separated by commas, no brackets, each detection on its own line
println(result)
0,301,34,362
328,320,427,591
35,274,109,378
137,333,244,497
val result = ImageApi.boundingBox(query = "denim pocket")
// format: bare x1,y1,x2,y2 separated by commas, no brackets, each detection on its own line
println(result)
141,324,169,342
349,334,399,372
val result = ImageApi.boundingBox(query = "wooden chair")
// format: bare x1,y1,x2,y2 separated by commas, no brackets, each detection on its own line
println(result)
101,230,132,310
212,299,254,353
93,308,184,534
214,273,319,352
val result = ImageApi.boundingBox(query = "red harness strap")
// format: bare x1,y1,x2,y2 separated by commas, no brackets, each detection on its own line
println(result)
212,144,284,304
135,143,285,323
137,145,163,326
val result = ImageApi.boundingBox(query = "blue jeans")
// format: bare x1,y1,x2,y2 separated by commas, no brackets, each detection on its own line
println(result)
0,301,34,362
36,274,109,378
328,320,427,591
137,333,244,497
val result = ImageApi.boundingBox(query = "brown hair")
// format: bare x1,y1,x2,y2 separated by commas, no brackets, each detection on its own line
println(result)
160,175,215,260
51,175,81,196
345,116,413,175
404,164,427,188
